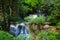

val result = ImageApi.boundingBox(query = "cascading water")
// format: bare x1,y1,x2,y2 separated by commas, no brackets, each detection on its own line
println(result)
19,22,30,40
19,23,29,34
10,22,30,40
10,24,19,36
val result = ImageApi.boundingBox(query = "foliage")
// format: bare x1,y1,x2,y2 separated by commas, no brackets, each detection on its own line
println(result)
25,0,38,7
10,16,21,22
29,37,35,40
16,34,25,40
24,15,46,24
47,7,60,24
50,8,60,16
56,33,60,40
56,22,60,30
20,6,32,13
38,30,59,40
31,15,46,24
3,13,9,19
1,0,60,40
24,0,60,24
1,0,60,23
48,15,57,24
24,17,32,22
0,31,16,40
16,34,30,40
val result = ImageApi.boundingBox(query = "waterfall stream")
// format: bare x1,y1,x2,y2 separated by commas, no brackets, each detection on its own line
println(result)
10,22,30,40
19,23,29,34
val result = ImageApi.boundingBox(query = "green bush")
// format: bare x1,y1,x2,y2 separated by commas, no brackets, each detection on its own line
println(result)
56,33,60,40
31,15,46,24
24,17,32,22
38,30,59,40
56,22,60,29
0,31,16,40
24,15,46,24
47,8,60,24
47,15,57,24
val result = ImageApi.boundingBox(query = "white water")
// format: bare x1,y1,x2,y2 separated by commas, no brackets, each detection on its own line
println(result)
19,23,29,34
10,22,30,40
10,24,19,36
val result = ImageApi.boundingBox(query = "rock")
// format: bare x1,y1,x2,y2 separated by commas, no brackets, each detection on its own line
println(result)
43,25,50,29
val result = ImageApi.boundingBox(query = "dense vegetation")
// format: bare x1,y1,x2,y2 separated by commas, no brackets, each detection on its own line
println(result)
0,31,16,40
0,0,60,40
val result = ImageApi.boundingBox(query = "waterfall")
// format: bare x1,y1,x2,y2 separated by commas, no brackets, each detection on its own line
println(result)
10,22,30,40
10,24,19,36
19,22,29,34
19,22,30,40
